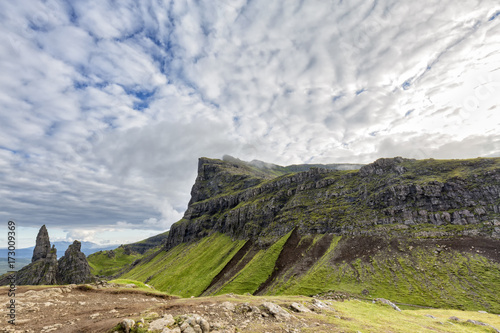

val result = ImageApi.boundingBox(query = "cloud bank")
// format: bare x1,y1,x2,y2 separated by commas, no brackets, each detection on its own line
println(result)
0,0,499,245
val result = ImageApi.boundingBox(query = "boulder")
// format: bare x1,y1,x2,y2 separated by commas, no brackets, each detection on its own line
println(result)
148,314,175,331
374,298,401,312
261,302,292,319
122,319,135,333
290,302,311,313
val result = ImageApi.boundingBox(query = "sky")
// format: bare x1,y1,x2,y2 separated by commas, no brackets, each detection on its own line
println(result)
0,0,499,248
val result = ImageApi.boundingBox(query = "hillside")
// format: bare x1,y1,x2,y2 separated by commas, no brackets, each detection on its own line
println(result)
88,231,169,277
98,156,500,312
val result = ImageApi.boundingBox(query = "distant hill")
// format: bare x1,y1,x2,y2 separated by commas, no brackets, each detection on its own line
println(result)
1,241,118,259
87,231,169,277
0,241,118,275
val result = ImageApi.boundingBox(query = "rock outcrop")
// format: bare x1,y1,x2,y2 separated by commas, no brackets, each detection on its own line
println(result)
0,226,93,286
31,224,51,262
57,240,93,284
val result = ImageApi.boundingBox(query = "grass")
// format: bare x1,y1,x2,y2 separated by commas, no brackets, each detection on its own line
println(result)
215,230,293,295
275,237,500,313
108,278,150,289
321,298,500,333
122,233,246,297
87,247,149,277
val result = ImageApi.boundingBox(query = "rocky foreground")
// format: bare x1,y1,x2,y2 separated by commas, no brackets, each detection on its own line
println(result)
1,283,500,333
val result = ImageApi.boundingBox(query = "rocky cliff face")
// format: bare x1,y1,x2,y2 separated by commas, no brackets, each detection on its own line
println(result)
57,240,93,284
1,226,93,285
166,157,500,249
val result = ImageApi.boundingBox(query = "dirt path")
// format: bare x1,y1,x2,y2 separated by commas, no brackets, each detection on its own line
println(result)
0,285,173,333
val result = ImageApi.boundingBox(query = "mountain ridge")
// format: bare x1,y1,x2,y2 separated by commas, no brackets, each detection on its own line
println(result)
165,156,500,249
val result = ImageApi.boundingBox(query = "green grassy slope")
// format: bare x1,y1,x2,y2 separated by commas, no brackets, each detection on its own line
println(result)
272,236,500,313
114,229,500,313
88,247,148,276
121,233,246,297
215,230,292,295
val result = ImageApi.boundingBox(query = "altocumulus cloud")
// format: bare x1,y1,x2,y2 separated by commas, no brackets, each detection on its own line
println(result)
0,0,499,245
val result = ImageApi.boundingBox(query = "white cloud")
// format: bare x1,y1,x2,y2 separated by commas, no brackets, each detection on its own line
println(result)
0,0,499,246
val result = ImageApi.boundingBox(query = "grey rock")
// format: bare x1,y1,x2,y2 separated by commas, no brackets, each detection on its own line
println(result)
182,326,196,333
162,328,181,333
466,320,500,333
196,317,210,332
56,240,93,284
122,319,135,333
177,315,210,333
290,302,311,313
312,299,332,310
32,225,51,262
149,314,175,331
262,302,292,319
220,301,235,312
374,298,401,312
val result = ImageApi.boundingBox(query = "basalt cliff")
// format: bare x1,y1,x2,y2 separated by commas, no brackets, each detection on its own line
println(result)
99,156,500,312
166,156,500,248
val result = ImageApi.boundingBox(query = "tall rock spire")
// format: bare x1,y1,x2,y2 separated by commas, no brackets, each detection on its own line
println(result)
32,225,51,262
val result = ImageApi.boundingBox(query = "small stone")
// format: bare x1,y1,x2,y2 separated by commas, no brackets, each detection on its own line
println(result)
448,316,460,321
374,298,401,312
183,326,196,333
290,303,311,313
424,314,436,319
149,314,175,331
262,302,292,319
199,318,210,332
90,313,100,319
122,319,135,333
220,302,235,312
162,328,181,333
312,299,331,310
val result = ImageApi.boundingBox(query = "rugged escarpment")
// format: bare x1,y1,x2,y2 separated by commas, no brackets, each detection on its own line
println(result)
166,156,500,249
0,226,93,285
